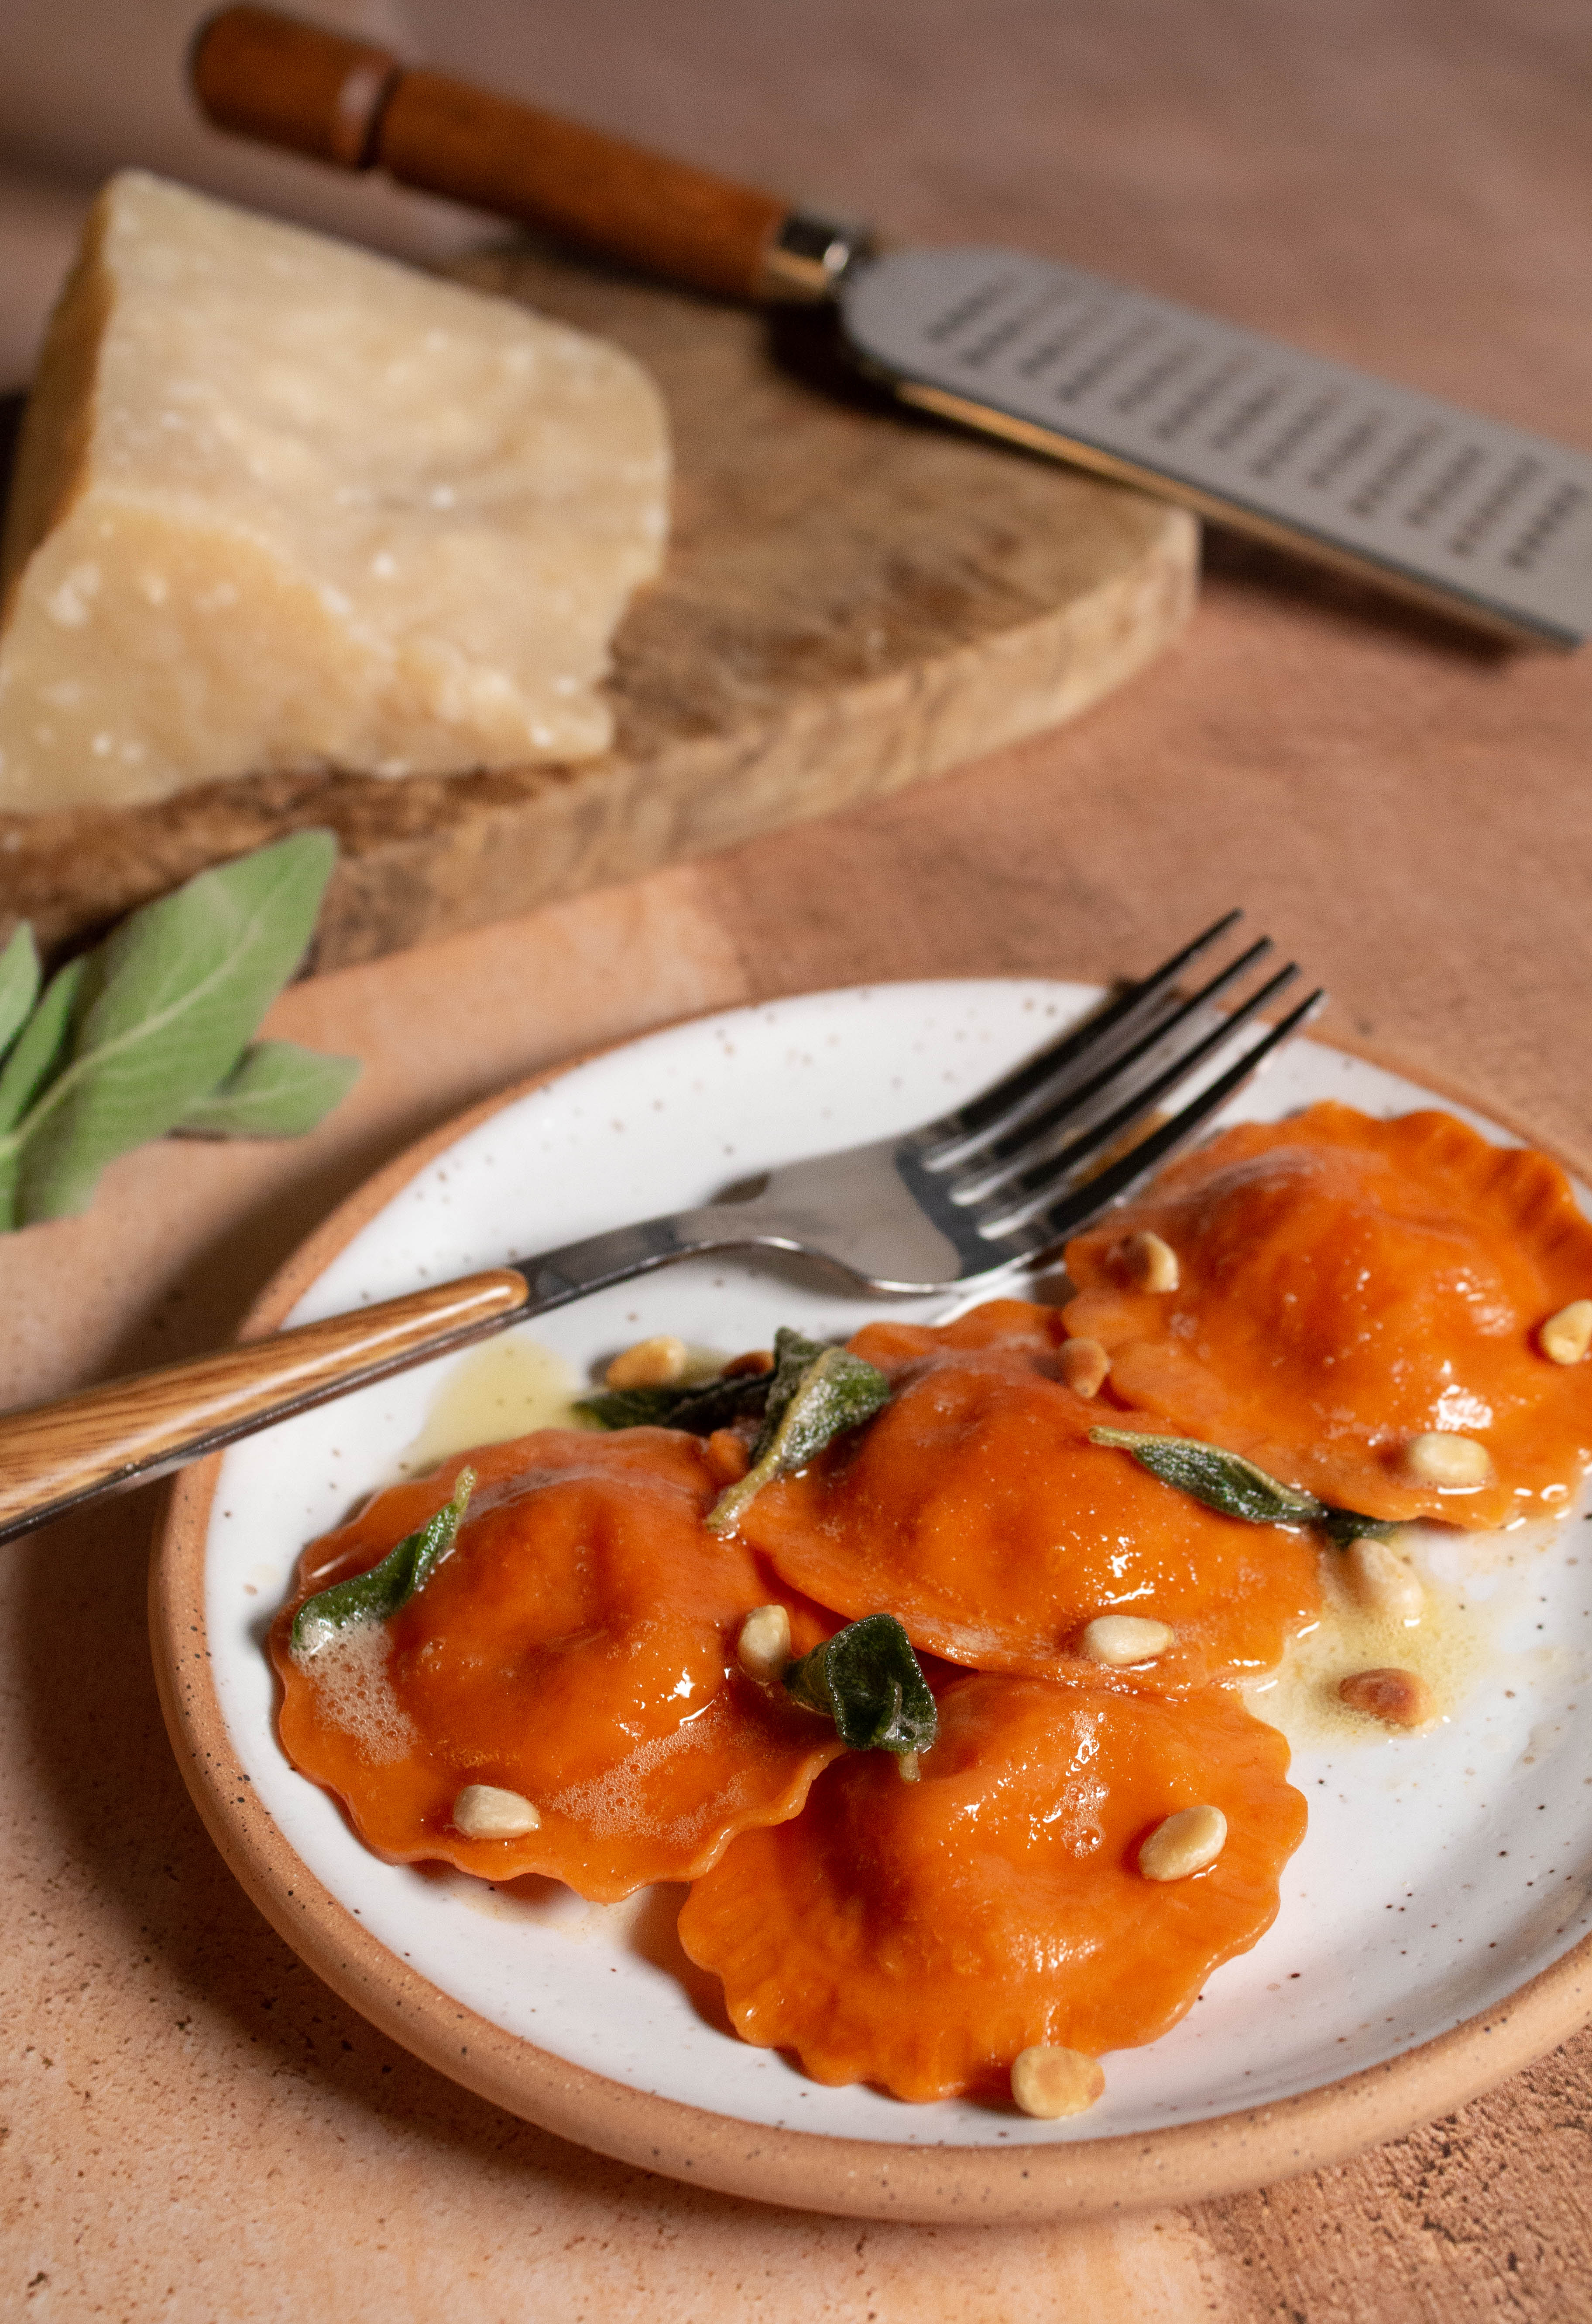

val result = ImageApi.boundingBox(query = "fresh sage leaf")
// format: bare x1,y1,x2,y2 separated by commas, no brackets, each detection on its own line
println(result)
707,1328,892,1533
291,1467,475,1658
1,831,339,1223
0,925,40,1064
175,1039,361,1140
0,955,85,1136
0,957,88,1232
1088,1426,1327,1526
784,1612,938,1758
577,1368,772,1436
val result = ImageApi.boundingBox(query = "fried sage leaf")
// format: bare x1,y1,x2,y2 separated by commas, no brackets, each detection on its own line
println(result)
1088,1426,1326,1526
1088,1425,1389,1544
1316,1507,1400,1548
707,1329,892,1533
577,1368,771,1436
291,1468,475,1658
784,1612,938,1758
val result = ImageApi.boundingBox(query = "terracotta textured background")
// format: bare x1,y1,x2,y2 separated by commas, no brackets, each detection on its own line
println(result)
4,0,1592,2314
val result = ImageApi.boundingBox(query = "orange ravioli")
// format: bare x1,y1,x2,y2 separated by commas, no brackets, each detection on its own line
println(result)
679,1674,1306,2103
1064,1104,1592,1529
272,1429,842,1901
735,1300,1320,1687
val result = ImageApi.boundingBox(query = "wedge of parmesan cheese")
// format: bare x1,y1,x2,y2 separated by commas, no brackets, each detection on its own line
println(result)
0,171,669,812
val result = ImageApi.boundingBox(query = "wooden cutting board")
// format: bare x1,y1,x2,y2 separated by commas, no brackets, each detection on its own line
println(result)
0,240,1197,973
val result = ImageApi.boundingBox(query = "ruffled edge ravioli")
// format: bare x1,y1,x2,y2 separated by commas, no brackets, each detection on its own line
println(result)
738,1300,1321,1688
271,1429,842,1901
679,1675,1306,2103
1065,1104,1592,1528
267,1101,1592,2107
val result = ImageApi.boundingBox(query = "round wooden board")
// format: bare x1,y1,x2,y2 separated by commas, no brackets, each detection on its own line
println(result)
148,1008,1592,2223
3,241,1195,970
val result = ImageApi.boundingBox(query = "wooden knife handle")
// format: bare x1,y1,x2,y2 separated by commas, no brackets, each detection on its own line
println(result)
0,1268,528,1542
190,4,846,301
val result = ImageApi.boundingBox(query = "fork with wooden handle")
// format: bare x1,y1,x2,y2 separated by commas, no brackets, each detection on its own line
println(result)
0,916,1321,1546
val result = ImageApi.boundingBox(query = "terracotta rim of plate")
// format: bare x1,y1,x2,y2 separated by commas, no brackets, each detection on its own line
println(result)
149,988,1592,2224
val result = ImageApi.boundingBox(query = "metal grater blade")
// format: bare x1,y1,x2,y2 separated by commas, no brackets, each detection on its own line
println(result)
839,246,1592,647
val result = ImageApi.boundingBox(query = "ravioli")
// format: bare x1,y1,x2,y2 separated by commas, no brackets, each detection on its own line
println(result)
1064,1105,1592,1528
678,1674,1306,2102
735,1300,1321,1687
272,1429,841,1900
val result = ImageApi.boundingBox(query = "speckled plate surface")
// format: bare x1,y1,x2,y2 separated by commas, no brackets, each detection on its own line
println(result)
151,980,1592,2221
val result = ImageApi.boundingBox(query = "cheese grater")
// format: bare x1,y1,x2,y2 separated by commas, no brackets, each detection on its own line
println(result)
192,6,1592,648
841,247,1592,648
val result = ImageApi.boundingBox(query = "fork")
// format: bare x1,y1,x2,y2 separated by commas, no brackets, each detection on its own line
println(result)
0,915,1321,1546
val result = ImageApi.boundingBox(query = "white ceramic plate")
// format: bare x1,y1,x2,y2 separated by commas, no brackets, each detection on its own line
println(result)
157,981,1592,2211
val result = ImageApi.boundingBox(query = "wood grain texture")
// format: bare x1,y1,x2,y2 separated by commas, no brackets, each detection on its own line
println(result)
0,1267,525,1533
379,72,788,300
190,6,400,170
194,5,794,297
0,240,1195,971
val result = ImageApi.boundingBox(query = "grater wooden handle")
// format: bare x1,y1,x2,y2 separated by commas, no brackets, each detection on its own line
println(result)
0,1268,528,1543
190,4,844,302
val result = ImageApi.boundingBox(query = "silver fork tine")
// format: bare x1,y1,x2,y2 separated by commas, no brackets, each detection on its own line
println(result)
919,910,1244,1158
974,961,1307,1224
994,985,1326,1253
945,933,1278,1196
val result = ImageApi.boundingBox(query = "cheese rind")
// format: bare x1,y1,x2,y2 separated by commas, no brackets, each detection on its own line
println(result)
0,172,670,811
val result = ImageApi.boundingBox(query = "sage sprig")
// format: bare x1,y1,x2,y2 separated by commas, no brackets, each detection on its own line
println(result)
1087,1425,1392,1544
0,832,359,1229
292,1467,476,1657
784,1612,938,1760
707,1328,892,1533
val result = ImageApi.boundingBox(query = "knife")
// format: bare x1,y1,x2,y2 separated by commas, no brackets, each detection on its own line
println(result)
190,5,1592,650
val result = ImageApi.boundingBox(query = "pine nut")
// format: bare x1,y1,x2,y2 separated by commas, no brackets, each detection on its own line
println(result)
1402,1432,1492,1489
1080,1614,1175,1667
605,1333,689,1390
1060,1337,1112,1398
1139,1803,1227,1881
1338,1667,1434,1729
736,1603,792,1682
896,1750,921,1783
453,1783,541,1839
1540,1300,1592,1366
1344,1536,1424,1624
1118,1229,1180,1293
1010,2044,1105,2119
